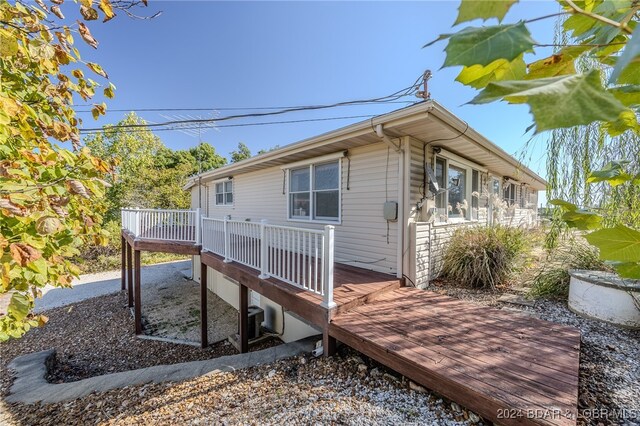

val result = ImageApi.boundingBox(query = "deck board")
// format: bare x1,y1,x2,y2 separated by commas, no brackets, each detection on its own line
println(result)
330,287,580,426
123,232,580,426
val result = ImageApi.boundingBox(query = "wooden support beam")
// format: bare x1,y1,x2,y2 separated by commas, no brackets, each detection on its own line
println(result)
120,235,126,291
126,242,133,308
323,326,337,357
200,262,208,348
239,283,248,353
134,249,142,335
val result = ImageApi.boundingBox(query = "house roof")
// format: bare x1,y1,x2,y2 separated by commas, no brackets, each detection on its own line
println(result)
184,100,547,191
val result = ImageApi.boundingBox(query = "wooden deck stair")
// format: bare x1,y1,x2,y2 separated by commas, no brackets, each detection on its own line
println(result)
329,287,581,426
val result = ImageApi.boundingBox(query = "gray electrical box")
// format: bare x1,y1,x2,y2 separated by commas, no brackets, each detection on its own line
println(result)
383,201,398,221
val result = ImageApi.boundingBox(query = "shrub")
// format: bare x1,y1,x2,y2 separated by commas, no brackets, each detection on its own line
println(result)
440,226,528,290
528,239,611,299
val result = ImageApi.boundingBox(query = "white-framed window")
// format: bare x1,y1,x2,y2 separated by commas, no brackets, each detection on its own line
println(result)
215,180,233,205
288,160,340,222
433,155,481,222
503,182,517,206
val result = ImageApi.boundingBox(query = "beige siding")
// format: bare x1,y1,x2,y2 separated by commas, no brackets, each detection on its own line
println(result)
199,142,400,275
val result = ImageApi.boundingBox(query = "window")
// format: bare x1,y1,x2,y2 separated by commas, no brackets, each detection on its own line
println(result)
433,155,481,222
215,180,233,205
288,160,340,222
503,183,517,206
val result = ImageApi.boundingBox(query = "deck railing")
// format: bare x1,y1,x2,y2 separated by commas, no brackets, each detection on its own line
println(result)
121,208,200,243
202,217,335,308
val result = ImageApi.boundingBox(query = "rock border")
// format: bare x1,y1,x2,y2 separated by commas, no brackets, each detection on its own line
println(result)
6,336,316,404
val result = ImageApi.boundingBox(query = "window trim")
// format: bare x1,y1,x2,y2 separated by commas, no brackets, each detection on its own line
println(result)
433,154,483,223
286,159,342,224
214,179,234,206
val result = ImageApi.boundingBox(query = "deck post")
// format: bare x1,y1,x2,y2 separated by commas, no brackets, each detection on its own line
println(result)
258,219,269,279
120,235,126,291
200,261,208,348
238,283,248,353
195,207,201,245
126,242,133,308
323,326,337,357
320,225,336,309
133,207,140,238
223,215,231,263
134,249,142,335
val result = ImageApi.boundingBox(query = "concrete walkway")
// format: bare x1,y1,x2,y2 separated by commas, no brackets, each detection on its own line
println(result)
34,260,192,312
6,337,316,404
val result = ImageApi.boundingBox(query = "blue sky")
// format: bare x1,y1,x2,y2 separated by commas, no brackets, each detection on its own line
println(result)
72,1,559,190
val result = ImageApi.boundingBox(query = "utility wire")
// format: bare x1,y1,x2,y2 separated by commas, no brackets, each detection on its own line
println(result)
73,100,415,113
79,74,424,132
79,114,379,135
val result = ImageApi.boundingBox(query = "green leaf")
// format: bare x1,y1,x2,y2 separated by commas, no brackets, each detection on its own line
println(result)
525,46,590,79
610,85,640,106
613,262,640,279
587,160,632,185
549,199,578,211
611,24,640,83
8,292,30,322
470,70,627,131
456,55,526,89
603,109,640,137
443,23,536,67
585,225,640,263
561,210,603,230
454,0,517,25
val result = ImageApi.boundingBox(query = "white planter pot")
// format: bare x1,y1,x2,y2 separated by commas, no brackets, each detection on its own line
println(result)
568,270,640,329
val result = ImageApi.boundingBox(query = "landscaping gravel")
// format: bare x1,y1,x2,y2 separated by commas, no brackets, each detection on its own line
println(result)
428,280,640,426
3,348,477,426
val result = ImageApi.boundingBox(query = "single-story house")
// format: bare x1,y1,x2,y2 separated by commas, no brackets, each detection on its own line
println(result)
183,100,546,342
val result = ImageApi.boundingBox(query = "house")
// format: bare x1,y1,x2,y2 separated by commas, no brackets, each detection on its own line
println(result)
121,100,580,426
182,100,546,343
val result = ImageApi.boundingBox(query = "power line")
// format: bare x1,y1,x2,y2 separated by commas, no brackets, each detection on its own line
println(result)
79,114,379,135
78,74,425,132
73,100,414,113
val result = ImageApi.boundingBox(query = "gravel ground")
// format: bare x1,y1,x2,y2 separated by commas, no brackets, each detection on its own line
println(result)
0,292,278,386
3,347,478,426
429,279,640,426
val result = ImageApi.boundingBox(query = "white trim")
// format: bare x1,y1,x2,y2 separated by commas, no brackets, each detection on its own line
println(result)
214,180,234,206
286,158,342,225
433,147,488,173
280,151,347,170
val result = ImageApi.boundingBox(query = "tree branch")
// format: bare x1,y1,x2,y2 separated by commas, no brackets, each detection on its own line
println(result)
565,0,633,35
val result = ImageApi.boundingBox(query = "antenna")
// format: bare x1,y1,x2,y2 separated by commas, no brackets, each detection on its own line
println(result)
416,70,432,100
158,112,219,209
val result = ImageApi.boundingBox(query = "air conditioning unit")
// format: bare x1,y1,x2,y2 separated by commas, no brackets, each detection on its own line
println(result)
247,305,264,340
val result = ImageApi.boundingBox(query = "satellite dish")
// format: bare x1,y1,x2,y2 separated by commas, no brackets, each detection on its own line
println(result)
425,164,440,194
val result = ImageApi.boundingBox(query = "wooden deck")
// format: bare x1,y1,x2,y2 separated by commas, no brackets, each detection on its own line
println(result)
121,229,581,426
330,288,581,426
200,250,402,326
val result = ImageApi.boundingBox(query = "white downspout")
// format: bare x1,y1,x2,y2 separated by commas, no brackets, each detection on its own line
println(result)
376,124,404,280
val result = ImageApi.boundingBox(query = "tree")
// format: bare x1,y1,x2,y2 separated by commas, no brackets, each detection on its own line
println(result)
230,142,252,163
186,143,227,173
0,0,150,341
426,0,640,278
85,112,164,221
257,144,280,155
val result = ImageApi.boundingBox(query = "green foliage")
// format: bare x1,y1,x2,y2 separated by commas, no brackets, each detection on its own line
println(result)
440,226,528,289
230,142,252,163
0,0,150,340
431,0,640,281
552,162,640,279
529,238,611,299
427,0,640,134
84,114,227,221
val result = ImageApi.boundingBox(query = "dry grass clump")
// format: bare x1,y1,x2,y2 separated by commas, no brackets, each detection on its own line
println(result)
528,238,611,299
440,226,528,290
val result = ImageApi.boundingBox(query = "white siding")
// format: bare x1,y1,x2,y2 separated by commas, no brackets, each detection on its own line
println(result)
200,142,400,275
